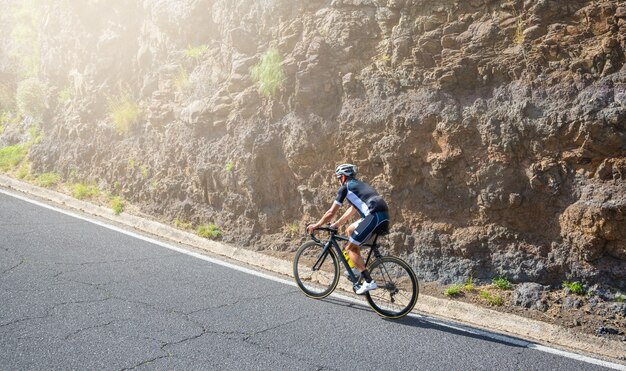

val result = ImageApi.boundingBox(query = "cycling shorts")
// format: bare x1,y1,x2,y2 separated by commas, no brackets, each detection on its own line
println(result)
349,211,389,246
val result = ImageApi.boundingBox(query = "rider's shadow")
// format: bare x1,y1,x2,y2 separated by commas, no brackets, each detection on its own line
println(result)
322,297,374,314
319,296,526,349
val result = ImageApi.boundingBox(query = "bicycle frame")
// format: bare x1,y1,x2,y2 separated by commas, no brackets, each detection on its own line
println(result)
311,229,383,283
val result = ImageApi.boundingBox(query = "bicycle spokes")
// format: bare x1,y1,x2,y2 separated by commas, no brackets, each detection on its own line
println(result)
312,250,329,271
365,257,418,318
293,241,339,299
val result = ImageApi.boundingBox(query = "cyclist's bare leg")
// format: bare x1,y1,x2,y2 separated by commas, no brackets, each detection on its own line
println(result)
346,220,359,237
344,221,361,269
345,242,366,272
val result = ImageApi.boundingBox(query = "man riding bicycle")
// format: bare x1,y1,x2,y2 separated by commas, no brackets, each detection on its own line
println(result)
307,164,390,295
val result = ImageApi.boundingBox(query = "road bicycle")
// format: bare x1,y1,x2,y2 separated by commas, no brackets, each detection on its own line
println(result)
293,225,418,318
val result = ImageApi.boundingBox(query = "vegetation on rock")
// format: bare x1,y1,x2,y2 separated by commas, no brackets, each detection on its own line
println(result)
72,183,99,200
110,196,125,215
16,78,48,119
0,144,27,172
35,172,60,187
108,93,141,135
493,276,513,291
250,47,286,97
197,223,222,240
563,281,586,296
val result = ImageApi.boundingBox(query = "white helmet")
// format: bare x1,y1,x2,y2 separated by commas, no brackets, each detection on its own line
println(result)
335,163,357,178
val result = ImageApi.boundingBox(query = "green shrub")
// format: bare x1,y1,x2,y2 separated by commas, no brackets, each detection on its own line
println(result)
173,67,189,92
174,218,193,230
197,223,222,239
514,19,524,45
225,162,234,172
615,294,625,303
493,276,512,290
16,78,48,119
444,284,463,297
283,223,299,236
463,276,475,291
108,93,141,135
35,172,60,187
509,1,525,45
480,291,503,306
563,281,585,296
16,160,32,180
72,183,99,200
0,144,28,171
250,47,286,97
110,196,124,215
184,44,208,59
1,111,21,123
57,87,71,105
27,125,43,145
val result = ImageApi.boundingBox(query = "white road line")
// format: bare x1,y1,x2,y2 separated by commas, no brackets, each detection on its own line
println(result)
528,344,625,370
2,188,625,370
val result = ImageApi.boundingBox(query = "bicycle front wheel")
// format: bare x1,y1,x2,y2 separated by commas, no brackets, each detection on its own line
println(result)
293,241,339,299
365,256,418,318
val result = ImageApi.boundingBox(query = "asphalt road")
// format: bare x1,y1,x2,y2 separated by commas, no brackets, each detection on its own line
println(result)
0,191,618,370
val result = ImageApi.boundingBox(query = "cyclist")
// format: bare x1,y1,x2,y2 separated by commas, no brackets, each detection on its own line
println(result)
307,163,389,294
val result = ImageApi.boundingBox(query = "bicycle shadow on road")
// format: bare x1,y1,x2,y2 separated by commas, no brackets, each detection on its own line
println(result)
319,295,526,349
321,297,375,315
389,314,528,348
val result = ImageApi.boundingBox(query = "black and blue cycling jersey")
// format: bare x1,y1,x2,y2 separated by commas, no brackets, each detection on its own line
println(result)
334,178,389,246
334,178,389,217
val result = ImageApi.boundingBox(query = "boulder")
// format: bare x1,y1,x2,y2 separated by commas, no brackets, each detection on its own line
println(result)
512,283,545,309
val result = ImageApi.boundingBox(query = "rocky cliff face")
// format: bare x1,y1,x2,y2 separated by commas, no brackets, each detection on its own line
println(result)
1,0,625,289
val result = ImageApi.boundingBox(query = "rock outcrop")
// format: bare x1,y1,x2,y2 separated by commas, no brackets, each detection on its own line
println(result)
1,0,625,289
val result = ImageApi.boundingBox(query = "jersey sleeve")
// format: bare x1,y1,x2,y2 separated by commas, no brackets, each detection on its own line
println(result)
334,184,348,206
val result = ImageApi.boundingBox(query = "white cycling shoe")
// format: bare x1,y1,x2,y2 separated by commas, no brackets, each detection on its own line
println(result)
355,280,378,295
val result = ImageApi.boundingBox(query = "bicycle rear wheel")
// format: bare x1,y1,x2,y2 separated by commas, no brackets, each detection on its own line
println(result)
365,256,418,318
293,241,339,299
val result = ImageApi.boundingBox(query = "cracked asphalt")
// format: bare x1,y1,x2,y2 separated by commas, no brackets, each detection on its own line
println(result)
0,193,614,370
